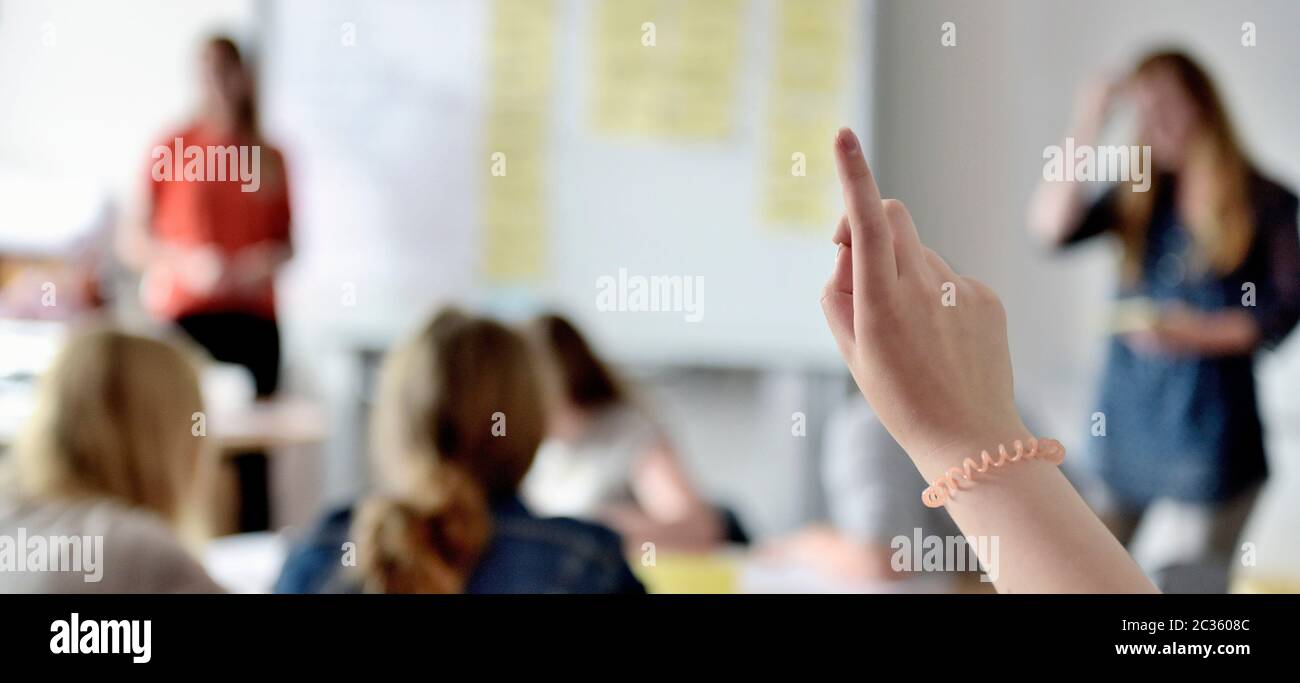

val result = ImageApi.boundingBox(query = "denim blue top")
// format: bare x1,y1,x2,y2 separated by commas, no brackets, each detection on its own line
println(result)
274,495,645,594
1068,172,1300,505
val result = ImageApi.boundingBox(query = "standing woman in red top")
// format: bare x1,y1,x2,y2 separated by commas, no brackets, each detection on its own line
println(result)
118,36,292,530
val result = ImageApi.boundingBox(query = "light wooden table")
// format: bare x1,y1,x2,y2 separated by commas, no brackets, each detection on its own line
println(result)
1,389,328,455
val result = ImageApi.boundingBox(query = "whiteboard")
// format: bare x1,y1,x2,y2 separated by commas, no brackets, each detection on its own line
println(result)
264,0,873,368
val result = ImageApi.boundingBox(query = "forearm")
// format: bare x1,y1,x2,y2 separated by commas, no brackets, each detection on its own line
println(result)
116,215,162,273
227,241,291,289
601,503,721,552
826,125,1152,594
1198,310,1261,355
630,443,713,524
1026,117,1104,246
916,439,1156,593
1155,308,1261,357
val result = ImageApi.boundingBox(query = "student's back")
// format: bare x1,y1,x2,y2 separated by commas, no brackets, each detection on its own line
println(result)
0,495,220,593
2,330,222,594
276,496,641,594
280,309,643,594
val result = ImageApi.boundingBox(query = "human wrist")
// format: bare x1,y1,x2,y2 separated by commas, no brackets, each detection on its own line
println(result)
910,420,1035,483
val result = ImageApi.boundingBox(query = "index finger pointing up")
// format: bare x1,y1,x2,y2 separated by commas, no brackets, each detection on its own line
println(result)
834,127,896,298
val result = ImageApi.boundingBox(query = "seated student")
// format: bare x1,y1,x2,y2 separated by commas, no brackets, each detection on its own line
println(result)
521,314,738,551
760,396,961,582
823,127,1155,592
0,330,223,593
274,309,643,593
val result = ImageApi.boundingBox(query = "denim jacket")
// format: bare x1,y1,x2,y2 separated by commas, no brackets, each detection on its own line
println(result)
274,495,645,594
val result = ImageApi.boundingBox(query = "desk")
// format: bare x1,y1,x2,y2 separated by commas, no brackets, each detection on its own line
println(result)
0,316,327,453
199,397,328,535
204,397,329,453
633,548,991,594
1,386,328,456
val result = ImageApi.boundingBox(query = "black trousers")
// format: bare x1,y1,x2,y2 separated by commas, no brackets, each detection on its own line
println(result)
177,311,281,532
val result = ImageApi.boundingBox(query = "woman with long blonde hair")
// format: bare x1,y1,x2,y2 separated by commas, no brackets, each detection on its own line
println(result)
274,309,643,593
0,330,222,593
1028,50,1300,584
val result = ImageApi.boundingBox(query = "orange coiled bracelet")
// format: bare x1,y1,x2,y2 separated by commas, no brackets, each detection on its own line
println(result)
921,437,1066,508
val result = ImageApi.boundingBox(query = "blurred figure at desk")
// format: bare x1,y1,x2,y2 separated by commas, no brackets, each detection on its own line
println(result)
522,314,742,551
118,36,292,532
760,396,961,584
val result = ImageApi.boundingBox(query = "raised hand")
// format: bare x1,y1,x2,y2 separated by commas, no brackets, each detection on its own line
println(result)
819,127,1028,481
1071,74,1124,134
819,128,1156,593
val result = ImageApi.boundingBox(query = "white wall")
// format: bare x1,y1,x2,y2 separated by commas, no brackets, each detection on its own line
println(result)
0,0,255,199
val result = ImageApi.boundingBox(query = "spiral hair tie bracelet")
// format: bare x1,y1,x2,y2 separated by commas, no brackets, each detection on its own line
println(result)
921,437,1066,508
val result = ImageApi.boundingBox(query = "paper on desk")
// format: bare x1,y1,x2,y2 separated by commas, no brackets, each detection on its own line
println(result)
1109,297,1160,334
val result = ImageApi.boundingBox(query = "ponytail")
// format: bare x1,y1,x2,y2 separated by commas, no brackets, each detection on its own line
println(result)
353,463,490,594
356,309,545,594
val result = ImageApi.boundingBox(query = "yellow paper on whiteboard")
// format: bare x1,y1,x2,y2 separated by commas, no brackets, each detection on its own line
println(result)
482,220,546,280
760,116,838,227
761,0,853,232
481,0,556,281
589,0,744,139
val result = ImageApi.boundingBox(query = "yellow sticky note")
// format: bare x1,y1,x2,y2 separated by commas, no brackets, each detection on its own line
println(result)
589,0,743,139
633,552,740,594
481,0,557,281
762,0,853,232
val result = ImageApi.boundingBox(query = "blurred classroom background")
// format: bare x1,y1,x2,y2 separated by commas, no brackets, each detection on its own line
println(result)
1,0,1298,593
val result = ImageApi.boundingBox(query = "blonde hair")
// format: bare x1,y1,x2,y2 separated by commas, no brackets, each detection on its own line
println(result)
11,330,207,527
354,309,545,593
1117,50,1254,281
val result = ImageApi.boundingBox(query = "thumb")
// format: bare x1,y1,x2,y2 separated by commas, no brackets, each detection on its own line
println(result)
821,246,856,360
